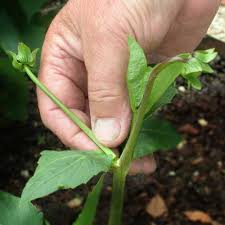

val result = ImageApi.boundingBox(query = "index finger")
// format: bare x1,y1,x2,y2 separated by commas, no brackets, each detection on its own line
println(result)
37,20,96,150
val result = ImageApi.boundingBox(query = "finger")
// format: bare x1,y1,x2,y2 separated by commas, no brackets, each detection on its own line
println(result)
129,156,157,175
83,32,131,148
37,20,96,150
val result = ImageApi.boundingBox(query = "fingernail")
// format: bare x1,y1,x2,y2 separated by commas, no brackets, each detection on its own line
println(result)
94,118,121,142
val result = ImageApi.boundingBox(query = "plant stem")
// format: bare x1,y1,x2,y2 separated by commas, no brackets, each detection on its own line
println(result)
119,63,164,173
24,66,116,158
108,168,126,225
108,63,165,225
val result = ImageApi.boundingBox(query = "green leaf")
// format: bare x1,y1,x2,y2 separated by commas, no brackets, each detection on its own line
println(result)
146,61,184,114
0,191,43,225
18,0,49,20
199,61,214,74
182,58,202,75
21,150,113,202
73,175,104,225
134,117,181,158
127,36,152,112
146,84,177,117
180,50,216,89
184,73,202,90
0,57,28,121
194,49,218,63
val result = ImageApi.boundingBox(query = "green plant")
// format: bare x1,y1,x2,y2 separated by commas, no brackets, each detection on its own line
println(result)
0,0,61,122
0,38,217,225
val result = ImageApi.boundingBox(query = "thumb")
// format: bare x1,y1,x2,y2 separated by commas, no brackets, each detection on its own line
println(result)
84,35,131,148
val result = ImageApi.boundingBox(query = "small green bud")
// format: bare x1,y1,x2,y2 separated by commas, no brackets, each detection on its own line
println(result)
194,48,218,63
180,48,217,91
7,43,39,72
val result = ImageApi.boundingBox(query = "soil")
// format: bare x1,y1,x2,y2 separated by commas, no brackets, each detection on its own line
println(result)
0,54,225,225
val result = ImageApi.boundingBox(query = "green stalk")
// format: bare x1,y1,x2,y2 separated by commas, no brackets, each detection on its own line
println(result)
24,66,116,159
108,168,126,225
108,63,164,225
119,63,165,172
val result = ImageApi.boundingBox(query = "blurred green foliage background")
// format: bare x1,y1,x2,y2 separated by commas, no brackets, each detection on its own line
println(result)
0,0,61,122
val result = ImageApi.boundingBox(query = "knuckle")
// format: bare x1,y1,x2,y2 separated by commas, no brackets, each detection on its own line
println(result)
89,85,122,103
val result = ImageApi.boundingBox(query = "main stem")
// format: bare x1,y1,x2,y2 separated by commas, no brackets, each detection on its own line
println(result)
108,64,163,225
120,63,164,172
108,168,126,225
24,66,116,158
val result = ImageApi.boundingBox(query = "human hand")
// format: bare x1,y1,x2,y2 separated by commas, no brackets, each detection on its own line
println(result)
37,0,220,174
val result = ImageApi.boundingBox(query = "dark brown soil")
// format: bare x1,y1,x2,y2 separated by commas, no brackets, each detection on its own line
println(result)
0,53,225,225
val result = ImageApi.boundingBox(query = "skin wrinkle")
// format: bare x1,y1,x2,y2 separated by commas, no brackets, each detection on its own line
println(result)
85,48,128,92
82,30,129,73
40,62,86,107
136,3,151,51
60,0,81,39
51,28,83,61
49,73,86,108
48,54,87,94
48,10,83,62
122,0,185,53
84,37,126,72
88,83,125,102
121,1,147,48
43,109,94,149
81,1,134,51
102,19,132,50
89,93,124,104
120,1,139,40
41,35,87,94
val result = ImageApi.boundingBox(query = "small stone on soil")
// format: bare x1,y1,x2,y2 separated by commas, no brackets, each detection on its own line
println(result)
146,194,168,218
67,197,83,209
168,171,176,177
178,86,186,93
20,170,30,178
198,118,208,127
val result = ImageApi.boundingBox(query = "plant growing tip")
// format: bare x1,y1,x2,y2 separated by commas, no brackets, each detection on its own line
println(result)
7,42,39,72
